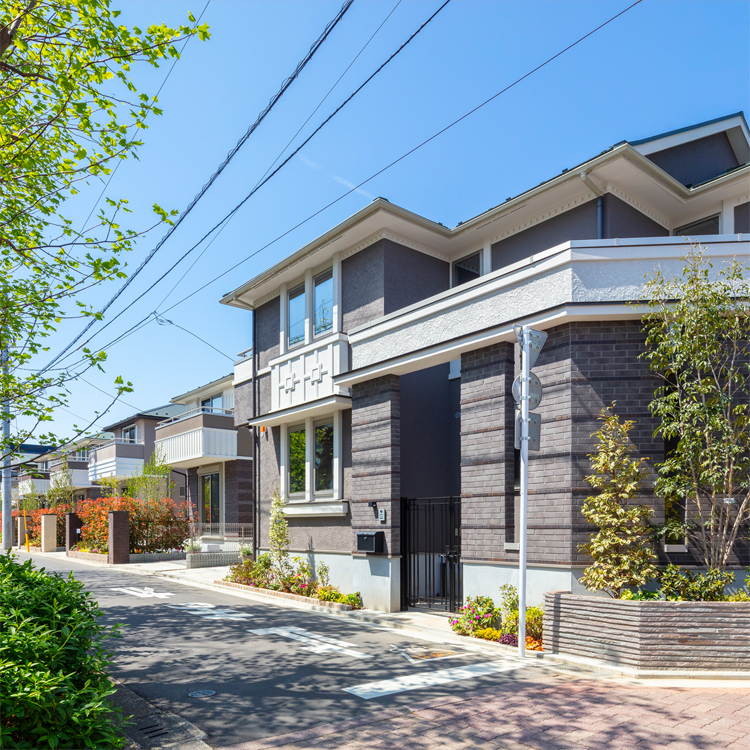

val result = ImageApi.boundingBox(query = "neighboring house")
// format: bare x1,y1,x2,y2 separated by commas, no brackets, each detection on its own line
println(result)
13,443,55,503
221,112,750,612
89,405,187,497
154,374,253,526
17,439,110,504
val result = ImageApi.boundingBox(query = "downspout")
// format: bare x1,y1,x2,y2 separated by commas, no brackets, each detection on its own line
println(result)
251,309,258,560
580,172,604,239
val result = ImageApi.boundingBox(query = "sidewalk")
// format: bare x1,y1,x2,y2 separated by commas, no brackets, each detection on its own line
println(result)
215,680,750,750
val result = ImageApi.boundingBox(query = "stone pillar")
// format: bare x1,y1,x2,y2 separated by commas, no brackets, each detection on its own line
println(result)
65,512,83,552
350,374,401,612
41,514,57,552
108,510,129,564
16,515,27,548
460,342,516,574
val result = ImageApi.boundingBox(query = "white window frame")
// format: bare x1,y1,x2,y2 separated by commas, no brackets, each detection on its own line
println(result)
451,249,483,288
197,463,224,526
280,412,342,503
312,267,334,339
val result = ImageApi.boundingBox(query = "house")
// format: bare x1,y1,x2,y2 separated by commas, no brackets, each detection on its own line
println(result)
221,112,750,612
154,374,253,527
88,404,187,498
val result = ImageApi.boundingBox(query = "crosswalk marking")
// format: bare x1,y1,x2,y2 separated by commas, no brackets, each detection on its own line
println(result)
165,602,251,620
110,587,175,599
343,660,519,699
249,626,373,659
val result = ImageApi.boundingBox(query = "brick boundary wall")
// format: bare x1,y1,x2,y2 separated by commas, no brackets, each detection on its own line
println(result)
543,592,750,671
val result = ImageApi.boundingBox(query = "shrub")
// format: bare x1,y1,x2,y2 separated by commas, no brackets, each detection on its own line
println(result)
317,585,343,602
620,589,660,600
226,552,273,588
316,561,330,588
498,584,518,621
525,636,543,652
0,552,126,748
449,596,500,636
288,556,313,596
11,506,71,548
475,627,502,641
659,565,734,601
75,496,190,554
498,633,517,647
342,592,363,610
501,606,544,640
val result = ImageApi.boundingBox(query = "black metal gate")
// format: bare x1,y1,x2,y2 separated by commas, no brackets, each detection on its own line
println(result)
402,497,462,612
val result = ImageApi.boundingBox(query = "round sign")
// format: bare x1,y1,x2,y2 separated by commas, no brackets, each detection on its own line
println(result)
188,690,216,699
512,372,543,411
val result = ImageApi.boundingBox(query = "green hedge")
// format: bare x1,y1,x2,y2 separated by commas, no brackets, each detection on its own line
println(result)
0,552,127,749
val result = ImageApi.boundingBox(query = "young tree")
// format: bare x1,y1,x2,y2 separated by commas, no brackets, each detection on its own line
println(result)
269,485,290,575
47,454,75,507
0,1,208,473
579,406,658,598
641,246,750,570
128,446,172,502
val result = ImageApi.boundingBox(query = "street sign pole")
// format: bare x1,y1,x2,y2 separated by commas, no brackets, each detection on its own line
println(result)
518,325,530,658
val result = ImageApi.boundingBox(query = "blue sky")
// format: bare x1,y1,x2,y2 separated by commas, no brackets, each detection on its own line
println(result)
32,0,750,440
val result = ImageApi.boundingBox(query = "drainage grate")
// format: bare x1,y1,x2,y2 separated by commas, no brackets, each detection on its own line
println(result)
188,689,216,698
139,721,170,739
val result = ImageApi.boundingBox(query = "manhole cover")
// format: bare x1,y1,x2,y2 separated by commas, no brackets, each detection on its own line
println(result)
188,690,216,698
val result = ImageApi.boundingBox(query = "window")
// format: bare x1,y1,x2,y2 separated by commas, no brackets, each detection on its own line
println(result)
201,394,223,411
314,420,334,493
288,425,306,495
200,473,220,525
122,426,136,443
313,269,333,336
288,283,306,348
453,252,481,286
675,215,720,237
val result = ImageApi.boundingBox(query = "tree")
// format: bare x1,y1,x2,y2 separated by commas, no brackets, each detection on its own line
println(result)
0,1,208,474
268,485,290,575
641,246,750,570
579,406,658,598
47,453,75,507
128,446,172,502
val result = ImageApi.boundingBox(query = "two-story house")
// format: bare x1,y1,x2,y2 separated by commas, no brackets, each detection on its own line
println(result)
154,374,253,528
221,112,750,612
89,404,186,497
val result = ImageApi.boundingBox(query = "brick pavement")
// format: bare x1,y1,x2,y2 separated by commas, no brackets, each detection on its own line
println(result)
219,679,750,750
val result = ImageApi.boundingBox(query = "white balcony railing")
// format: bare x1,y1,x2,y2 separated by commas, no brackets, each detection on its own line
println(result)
158,406,233,428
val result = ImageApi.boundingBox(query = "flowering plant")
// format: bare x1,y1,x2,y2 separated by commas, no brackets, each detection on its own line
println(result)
449,596,500,636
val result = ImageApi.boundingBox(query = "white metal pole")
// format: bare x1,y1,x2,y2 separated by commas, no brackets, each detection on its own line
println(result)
2,346,12,552
518,325,530,658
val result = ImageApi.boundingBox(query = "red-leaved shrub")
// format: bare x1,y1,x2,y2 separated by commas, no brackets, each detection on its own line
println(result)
76,496,190,554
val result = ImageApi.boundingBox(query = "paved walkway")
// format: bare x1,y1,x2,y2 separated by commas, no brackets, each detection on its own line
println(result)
218,680,750,750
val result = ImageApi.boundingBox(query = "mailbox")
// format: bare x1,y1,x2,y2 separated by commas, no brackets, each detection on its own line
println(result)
356,531,384,554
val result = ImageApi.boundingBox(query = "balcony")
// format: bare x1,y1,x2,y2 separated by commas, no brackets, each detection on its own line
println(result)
49,456,93,488
155,407,247,469
88,439,145,482
18,472,50,497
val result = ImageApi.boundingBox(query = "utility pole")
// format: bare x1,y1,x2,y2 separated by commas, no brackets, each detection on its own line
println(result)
2,346,12,552
518,326,530,658
513,324,547,658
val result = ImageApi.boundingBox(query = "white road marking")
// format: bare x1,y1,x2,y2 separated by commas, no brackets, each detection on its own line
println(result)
343,660,519,699
165,602,251,620
390,644,467,665
110,587,175,599
249,626,373,659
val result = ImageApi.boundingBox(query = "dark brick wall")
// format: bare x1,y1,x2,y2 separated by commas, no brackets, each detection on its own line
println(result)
351,375,401,556
224,459,254,525
459,342,515,563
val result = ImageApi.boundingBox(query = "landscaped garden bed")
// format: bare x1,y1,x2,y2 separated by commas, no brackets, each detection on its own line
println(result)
448,585,544,651
217,579,356,611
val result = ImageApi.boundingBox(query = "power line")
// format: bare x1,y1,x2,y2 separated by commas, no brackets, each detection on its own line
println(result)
50,0,451,365
42,0,355,373
52,0,643,369
78,0,212,234
154,315,234,361
156,0,402,312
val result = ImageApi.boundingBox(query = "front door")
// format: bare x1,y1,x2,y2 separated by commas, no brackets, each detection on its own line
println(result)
402,497,462,612
200,473,220,526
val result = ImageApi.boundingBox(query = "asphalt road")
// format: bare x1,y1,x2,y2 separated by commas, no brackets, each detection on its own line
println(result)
20,554,564,748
